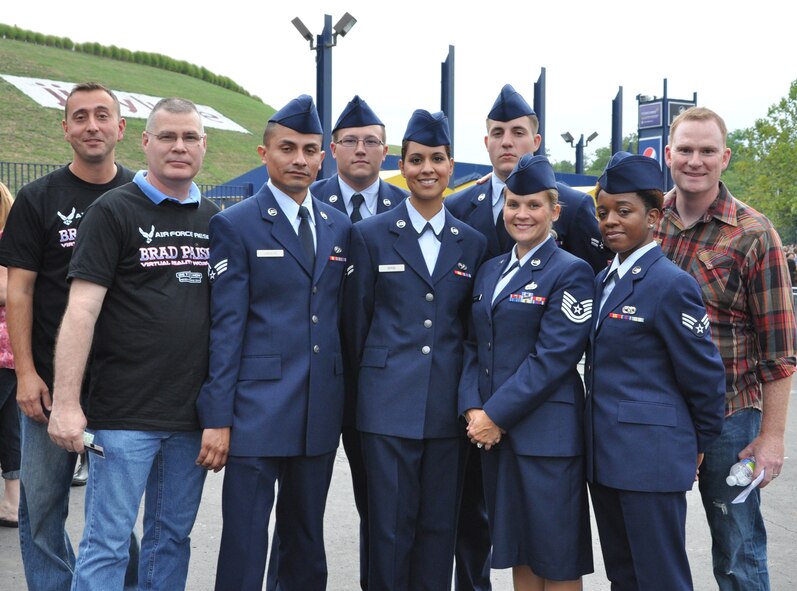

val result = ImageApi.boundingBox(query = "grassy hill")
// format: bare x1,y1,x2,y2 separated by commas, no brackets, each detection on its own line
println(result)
0,37,273,185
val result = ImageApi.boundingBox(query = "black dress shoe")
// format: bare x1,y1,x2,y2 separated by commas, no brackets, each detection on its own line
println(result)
72,453,89,487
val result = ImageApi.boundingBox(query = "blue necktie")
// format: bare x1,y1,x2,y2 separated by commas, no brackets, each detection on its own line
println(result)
298,206,315,268
350,193,364,223
418,222,441,242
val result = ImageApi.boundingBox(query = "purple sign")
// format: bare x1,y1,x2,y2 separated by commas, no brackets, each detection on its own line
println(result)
639,102,663,129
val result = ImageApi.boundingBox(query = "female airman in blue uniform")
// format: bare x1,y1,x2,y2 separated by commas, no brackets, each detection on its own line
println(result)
343,110,486,591
460,154,594,590
586,152,725,590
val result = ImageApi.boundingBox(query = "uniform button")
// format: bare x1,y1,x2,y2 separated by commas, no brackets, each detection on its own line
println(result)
312,286,318,294
421,346,431,355
313,345,320,353
485,368,490,376
423,319,432,328
425,293,434,302
487,341,492,351
312,315,319,324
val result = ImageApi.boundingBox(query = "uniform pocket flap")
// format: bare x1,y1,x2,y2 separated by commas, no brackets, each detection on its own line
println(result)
238,355,281,380
617,400,676,426
360,347,389,368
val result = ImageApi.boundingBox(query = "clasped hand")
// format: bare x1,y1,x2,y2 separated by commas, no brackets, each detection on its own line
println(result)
465,408,503,450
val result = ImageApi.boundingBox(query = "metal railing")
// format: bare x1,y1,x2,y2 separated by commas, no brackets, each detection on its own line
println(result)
1,161,254,209
0,161,64,196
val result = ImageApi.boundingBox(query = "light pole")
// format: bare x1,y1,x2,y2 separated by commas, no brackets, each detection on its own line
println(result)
561,131,598,175
292,12,357,179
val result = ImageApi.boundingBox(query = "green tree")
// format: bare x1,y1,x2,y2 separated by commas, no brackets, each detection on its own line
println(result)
584,133,638,177
723,81,797,243
553,160,575,174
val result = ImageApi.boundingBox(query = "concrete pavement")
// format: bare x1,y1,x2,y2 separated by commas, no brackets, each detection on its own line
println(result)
1,396,795,590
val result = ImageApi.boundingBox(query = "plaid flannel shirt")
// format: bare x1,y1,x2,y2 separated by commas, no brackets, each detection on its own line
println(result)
655,182,796,415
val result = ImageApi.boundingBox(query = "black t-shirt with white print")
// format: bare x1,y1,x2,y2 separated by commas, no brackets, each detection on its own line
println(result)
69,183,219,431
0,164,134,390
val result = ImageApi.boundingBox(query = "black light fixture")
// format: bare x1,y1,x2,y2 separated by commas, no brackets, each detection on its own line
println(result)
333,12,357,38
291,17,313,42
561,131,598,175
291,13,358,178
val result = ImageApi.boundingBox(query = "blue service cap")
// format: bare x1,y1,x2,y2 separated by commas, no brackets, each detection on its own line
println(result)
505,154,557,195
402,109,450,146
598,152,663,194
268,94,322,135
488,84,535,121
333,95,384,133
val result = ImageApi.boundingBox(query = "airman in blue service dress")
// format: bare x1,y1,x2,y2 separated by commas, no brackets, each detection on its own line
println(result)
197,96,351,591
311,95,407,222
459,154,594,583
343,110,486,591
445,84,605,591
586,153,725,590
445,84,606,272
267,95,406,591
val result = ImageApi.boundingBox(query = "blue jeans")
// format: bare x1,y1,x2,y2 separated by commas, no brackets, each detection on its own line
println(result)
71,429,206,591
19,416,140,591
699,408,769,590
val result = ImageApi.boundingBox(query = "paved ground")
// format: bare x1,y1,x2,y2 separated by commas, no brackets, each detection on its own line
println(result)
1,395,795,590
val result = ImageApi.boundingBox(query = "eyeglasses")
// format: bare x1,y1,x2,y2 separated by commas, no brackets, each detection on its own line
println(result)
336,137,384,149
145,131,206,145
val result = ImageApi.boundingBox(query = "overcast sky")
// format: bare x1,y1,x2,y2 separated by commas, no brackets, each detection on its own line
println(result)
4,1,793,166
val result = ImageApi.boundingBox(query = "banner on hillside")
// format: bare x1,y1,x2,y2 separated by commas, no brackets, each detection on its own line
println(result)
1,74,251,134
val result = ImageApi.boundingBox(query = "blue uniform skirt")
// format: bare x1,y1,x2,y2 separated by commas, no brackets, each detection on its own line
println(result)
481,447,593,580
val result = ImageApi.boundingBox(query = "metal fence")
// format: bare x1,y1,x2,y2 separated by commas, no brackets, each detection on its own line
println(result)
0,161,63,196
1,161,254,208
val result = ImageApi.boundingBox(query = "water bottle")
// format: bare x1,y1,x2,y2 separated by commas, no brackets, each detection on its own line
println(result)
726,457,756,486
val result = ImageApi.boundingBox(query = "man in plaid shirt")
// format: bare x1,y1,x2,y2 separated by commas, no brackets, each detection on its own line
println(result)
657,106,796,590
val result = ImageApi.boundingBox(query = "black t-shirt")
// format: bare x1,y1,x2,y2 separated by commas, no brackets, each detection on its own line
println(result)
69,183,219,431
0,165,134,390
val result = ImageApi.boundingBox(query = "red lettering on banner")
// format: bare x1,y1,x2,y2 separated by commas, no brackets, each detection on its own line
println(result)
35,82,70,107
197,109,221,122
118,98,139,114
131,95,158,110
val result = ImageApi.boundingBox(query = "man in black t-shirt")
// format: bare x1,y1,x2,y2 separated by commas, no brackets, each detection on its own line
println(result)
0,82,138,591
48,97,218,591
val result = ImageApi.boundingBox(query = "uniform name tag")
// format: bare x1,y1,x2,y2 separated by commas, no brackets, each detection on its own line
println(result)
257,249,284,257
378,264,405,273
